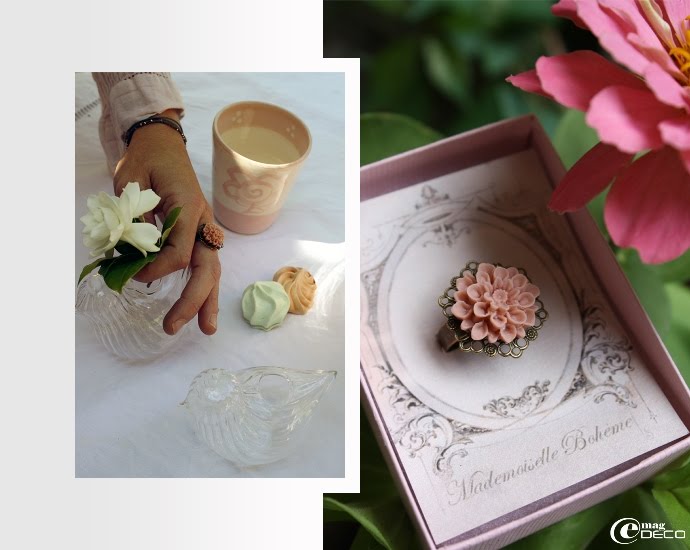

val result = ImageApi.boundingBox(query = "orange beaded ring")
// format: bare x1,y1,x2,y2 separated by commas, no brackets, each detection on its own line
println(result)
196,222,225,250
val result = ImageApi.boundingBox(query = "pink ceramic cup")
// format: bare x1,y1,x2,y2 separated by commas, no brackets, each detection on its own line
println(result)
212,101,312,234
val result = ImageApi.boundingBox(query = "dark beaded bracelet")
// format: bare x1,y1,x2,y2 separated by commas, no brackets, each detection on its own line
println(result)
122,115,187,147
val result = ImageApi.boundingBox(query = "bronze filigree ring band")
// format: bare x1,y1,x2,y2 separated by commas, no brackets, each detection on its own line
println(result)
437,261,548,359
196,222,225,250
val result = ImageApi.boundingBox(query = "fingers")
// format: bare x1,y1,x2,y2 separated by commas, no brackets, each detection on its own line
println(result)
135,206,196,283
163,241,221,336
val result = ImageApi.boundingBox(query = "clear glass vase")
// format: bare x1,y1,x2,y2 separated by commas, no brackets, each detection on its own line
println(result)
75,268,190,362
182,366,336,467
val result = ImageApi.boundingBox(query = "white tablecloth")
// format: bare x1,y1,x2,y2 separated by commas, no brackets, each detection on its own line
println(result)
75,72,344,477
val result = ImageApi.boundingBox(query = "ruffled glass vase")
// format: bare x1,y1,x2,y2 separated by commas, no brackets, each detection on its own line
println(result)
75,268,190,361
183,367,336,467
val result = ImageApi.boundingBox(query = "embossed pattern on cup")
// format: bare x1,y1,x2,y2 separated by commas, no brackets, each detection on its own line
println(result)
212,101,311,234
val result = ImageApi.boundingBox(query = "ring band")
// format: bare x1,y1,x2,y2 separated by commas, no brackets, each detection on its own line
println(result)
196,222,225,250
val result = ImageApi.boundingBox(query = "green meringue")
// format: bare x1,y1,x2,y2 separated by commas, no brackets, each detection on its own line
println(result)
241,281,290,331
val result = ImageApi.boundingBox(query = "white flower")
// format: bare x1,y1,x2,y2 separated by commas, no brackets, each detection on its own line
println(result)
81,182,162,257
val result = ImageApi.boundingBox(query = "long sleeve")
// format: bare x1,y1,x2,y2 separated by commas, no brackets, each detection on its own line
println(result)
92,72,185,173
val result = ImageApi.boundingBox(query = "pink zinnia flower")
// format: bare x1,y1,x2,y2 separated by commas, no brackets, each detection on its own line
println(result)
507,0,690,263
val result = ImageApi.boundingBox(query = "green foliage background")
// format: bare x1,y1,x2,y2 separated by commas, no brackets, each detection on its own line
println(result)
324,0,690,548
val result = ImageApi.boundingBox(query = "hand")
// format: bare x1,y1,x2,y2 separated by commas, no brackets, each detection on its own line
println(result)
113,109,220,336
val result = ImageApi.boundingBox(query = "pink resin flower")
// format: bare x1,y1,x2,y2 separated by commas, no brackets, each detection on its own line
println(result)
507,0,690,264
450,263,541,344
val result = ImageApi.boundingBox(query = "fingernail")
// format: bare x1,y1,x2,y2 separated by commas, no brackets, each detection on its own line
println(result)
209,314,217,329
172,320,185,334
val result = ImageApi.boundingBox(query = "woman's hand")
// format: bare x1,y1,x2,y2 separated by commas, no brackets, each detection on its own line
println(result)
113,109,220,336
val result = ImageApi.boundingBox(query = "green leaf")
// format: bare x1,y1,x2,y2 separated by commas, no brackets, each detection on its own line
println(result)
350,526,388,550
617,249,672,338
98,253,157,293
114,242,142,256
661,283,690,383
656,250,690,284
553,109,599,170
160,206,182,245
589,487,686,550
78,257,107,285
420,37,470,105
361,113,443,166
652,452,690,491
507,496,622,550
652,488,690,547
323,412,419,550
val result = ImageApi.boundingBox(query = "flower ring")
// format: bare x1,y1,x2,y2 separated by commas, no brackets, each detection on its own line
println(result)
196,222,225,250
437,261,548,358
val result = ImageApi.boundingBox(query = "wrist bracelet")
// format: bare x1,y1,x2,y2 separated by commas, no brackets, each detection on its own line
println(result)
123,115,187,147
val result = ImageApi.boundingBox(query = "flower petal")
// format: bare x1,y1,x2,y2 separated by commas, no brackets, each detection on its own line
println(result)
517,292,536,308
451,300,472,319
643,62,690,110
549,142,633,212
134,188,161,218
659,118,690,150
120,222,162,255
471,321,488,341
473,302,490,318
552,0,587,28
586,85,679,153
525,309,536,326
500,324,518,343
506,69,552,100
461,319,474,331
535,51,646,111
466,283,484,302
507,308,527,325
605,147,690,263
660,0,690,43
489,313,507,330
573,0,653,73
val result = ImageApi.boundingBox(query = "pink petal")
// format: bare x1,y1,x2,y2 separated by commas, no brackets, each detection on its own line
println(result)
576,0,653,74
451,300,472,319
605,147,690,263
659,118,690,150
461,319,474,331
511,274,528,289
500,324,518,344
466,284,483,302
525,309,536,326
455,274,475,293
493,266,508,281
506,70,552,100
516,326,526,338
507,308,527,325
552,0,587,28
489,313,507,330
680,149,690,174
660,0,690,42
471,321,488,341
524,283,540,298
535,51,646,111
476,271,491,286
476,263,495,276
505,267,519,278
486,330,499,344
473,302,490,318
454,289,469,303
586,85,680,153
642,62,690,111
517,292,536,308
549,142,634,212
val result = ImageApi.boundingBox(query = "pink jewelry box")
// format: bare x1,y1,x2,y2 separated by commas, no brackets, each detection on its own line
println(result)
360,115,690,549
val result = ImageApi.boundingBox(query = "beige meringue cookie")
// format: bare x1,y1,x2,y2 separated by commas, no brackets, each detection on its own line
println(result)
273,266,317,314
